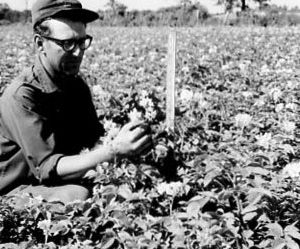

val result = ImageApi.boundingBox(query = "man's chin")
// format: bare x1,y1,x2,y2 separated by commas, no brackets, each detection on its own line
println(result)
64,70,79,76
63,66,80,76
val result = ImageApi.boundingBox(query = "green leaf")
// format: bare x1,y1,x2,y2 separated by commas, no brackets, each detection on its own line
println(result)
117,184,132,200
266,223,284,239
285,223,300,241
242,204,257,215
203,165,221,187
243,212,257,222
242,229,254,239
272,240,286,249
245,166,270,176
101,185,117,196
187,196,210,218
118,231,132,242
50,220,71,236
286,237,300,249
101,237,118,249
248,187,272,197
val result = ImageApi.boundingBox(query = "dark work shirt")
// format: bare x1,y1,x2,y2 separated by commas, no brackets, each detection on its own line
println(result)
0,56,104,194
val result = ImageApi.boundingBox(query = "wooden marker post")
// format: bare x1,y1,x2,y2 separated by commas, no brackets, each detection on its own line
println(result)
166,31,176,132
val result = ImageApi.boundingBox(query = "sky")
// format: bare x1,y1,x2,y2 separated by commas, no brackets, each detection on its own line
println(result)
1,0,300,13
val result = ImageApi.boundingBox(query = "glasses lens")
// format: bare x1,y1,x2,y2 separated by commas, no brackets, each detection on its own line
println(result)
80,36,92,50
63,40,76,52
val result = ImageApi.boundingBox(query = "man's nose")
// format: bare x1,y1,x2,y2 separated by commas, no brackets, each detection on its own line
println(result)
72,45,84,57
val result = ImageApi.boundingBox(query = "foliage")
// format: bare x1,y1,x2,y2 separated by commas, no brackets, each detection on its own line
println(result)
98,3,210,27
0,4,30,24
1,24,300,248
1,1,300,27
216,0,270,12
222,6,300,26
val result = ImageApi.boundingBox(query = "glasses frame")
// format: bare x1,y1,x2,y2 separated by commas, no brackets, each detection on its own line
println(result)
40,34,93,52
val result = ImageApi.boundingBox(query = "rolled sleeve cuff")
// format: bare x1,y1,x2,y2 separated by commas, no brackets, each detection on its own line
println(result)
38,154,65,185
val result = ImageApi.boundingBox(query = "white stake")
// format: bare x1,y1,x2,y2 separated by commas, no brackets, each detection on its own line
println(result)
166,31,176,132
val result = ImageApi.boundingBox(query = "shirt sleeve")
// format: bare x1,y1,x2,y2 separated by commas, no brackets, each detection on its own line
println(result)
81,82,105,148
1,84,64,184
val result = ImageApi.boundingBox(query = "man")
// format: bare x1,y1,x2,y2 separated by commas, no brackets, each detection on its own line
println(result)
0,0,152,203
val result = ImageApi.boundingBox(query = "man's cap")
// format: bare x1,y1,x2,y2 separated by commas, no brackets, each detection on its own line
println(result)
32,0,99,27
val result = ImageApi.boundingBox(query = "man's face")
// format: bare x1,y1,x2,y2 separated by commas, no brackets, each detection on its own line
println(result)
42,18,87,76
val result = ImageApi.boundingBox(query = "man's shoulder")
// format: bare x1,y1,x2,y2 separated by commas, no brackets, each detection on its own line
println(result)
2,66,38,101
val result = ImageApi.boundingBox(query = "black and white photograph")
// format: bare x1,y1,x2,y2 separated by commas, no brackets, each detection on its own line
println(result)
0,0,300,248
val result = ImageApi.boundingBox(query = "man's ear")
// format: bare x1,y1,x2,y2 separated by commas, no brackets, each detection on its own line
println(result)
34,34,45,54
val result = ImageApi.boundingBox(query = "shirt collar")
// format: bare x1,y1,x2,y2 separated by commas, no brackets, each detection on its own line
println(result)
32,55,60,93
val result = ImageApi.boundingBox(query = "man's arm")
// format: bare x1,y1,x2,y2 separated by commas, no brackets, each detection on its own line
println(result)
56,121,152,180
1,83,151,183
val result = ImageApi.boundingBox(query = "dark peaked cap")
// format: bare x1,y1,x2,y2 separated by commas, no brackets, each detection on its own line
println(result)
31,0,99,27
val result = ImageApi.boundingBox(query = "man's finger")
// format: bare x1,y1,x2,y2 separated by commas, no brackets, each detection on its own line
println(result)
138,140,153,155
130,125,151,142
133,135,152,153
127,121,148,131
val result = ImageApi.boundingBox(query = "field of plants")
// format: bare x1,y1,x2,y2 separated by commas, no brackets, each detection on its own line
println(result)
1,23,300,248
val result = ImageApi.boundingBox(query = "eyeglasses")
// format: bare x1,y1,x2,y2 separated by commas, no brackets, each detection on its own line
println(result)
40,34,93,52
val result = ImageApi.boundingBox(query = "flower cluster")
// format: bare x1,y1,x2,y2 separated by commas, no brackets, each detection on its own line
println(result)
234,113,252,129
138,90,158,122
157,181,186,197
101,118,121,145
99,90,165,150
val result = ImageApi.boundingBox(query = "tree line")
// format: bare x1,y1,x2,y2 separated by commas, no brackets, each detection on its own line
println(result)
0,0,300,26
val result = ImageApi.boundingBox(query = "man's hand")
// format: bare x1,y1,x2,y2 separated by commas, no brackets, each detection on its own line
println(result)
111,121,152,158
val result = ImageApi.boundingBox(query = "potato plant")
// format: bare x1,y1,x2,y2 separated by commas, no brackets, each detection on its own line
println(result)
1,24,300,248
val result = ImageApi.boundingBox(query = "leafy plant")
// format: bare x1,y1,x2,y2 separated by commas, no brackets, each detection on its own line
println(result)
1,25,300,249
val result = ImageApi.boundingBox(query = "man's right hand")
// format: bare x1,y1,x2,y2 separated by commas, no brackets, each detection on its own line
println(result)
111,121,152,158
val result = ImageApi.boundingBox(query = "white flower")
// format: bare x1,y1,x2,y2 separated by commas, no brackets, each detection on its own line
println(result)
103,119,117,132
270,88,282,103
239,63,247,72
256,133,272,149
92,85,103,96
155,144,169,159
193,92,203,102
261,64,270,74
275,103,284,113
139,96,154,109
144,107,157,121
180,89,193,104
221,64,230,71
182,65,189,74
254,98,265,107
286,103,297,111
199,100,209,110
235,113,252,128
38,219,52,231
282,121,296,133
208,46,217,54
192,92,208,109
157,181,184,197
102,119,120,144
275,58,286,68
286,81,296,89
282,162,300,178
140,90,148,98
128,108,143,122
242,91,253,98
